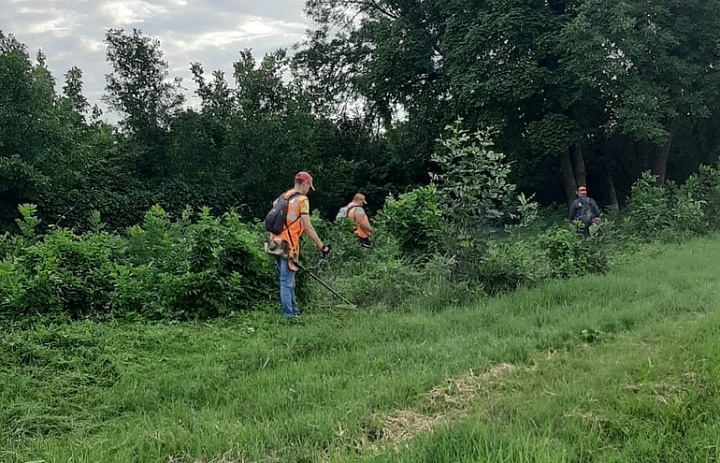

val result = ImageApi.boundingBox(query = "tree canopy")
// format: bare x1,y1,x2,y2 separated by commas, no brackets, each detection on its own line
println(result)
1,1,719,231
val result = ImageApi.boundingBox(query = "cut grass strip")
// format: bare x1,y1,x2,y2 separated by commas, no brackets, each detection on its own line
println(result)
360,310,720,462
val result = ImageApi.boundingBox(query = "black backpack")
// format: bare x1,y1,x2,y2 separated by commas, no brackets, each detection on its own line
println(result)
264,192,302,235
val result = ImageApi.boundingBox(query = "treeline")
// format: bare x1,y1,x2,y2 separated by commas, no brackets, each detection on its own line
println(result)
0,31,401,232
2,0,720,233
299,0,720,207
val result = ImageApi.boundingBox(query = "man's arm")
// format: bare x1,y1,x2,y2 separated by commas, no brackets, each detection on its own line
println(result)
300,215,324,249
359,216,373,234
591,199,601,217
354,208,373,234
296,197,324,250
569,200,577,221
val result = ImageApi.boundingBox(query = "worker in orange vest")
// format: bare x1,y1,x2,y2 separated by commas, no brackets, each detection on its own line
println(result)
267,171,329,317
342,193,374,248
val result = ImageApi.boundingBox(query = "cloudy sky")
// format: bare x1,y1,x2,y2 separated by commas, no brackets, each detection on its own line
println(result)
3,0,313,114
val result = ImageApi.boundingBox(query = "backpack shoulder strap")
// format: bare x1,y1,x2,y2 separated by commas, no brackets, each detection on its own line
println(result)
346,204,358,217
274,191,303,237
283,191,306,247
283,191,302,201
284,192,304,225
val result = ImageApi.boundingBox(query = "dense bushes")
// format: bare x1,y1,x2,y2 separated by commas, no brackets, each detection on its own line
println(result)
377,186,445,256
0,205,274,321
355,129,720,300
4,128,720,321
358,162,713,300
623,170,718,239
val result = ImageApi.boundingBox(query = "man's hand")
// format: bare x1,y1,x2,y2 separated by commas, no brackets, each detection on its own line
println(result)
320,245,330,257
592,217,601,225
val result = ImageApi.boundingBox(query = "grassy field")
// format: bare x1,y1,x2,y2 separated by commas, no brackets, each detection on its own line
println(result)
2,237,720,462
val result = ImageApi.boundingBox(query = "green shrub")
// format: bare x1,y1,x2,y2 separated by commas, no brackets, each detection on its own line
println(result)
695,163,720,228
109,264,170,319
624,172,706,240
424,120,543,284
624,172,672,235
0,231,18,259
118,207,275,319
477,239,550,295
0,260,27,317
431,119,520,226
378,185,445,256
125,205,184,268
17,229,123,318
0,204,275,321
15,204,41,239
535,226,608,278
669,175,706,235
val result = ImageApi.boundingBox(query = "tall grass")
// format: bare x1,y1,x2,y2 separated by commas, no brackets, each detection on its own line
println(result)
2,236,720,462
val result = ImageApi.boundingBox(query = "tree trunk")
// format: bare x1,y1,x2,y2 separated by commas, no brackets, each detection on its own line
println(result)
651,118,680,186
560,149,577,206
634,141,649,175
570,143,587,187
603,156,619,212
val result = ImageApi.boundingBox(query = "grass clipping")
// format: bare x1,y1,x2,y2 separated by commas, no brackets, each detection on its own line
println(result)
368,363,521,450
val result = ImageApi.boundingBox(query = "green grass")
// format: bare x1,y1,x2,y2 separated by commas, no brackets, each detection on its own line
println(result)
2,237,720,462
361,309,720,463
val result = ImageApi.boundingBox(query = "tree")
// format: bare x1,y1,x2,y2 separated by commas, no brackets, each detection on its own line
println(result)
103,28,184,177
62,66,89,119
0,33,54,226
304,0,450,122
0,32,45,162
302,0,601,203
233,49,295,119
562,0,720,185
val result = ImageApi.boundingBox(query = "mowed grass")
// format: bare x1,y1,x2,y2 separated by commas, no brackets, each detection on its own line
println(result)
360,307,720,463
1,237,720,462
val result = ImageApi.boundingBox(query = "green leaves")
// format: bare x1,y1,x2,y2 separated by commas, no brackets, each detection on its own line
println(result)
0,205,275,321
15,204,40,239
103,29,185,178
103,28,184,133
623,170,709,239
527,114,581,157
378,185,445,255
561,0,720,144
431,119,522,225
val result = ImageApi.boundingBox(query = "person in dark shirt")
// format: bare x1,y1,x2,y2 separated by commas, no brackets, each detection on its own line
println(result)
569,185,601,237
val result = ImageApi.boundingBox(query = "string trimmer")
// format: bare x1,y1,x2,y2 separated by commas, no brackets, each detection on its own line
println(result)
291,258,356,308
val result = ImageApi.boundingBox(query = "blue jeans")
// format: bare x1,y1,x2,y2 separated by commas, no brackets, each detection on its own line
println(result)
275,258,299,317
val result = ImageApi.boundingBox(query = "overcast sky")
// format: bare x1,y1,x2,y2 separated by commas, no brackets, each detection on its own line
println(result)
3,0,312,115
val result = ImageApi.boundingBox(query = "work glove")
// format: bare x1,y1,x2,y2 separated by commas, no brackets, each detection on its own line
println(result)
319,244,330,259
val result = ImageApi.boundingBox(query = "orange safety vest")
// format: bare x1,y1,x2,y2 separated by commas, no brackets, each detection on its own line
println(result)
347,204,369,239
269,190,307,265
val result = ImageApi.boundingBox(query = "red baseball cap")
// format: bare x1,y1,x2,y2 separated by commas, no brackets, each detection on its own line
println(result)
295,171,315,190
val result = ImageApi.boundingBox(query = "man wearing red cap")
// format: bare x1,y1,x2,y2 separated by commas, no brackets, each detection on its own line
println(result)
268,171,329,317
